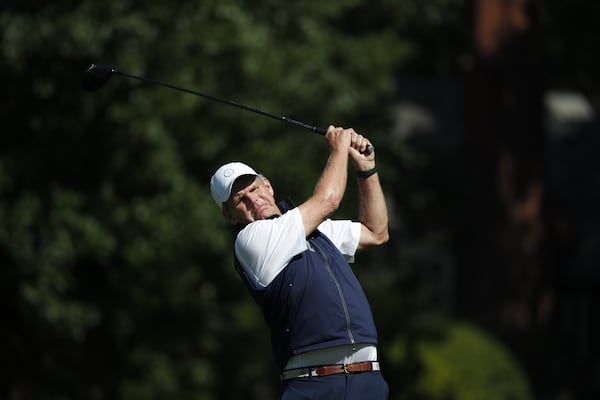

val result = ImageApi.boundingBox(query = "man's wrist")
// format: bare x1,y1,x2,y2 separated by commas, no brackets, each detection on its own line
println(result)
356,166,377,179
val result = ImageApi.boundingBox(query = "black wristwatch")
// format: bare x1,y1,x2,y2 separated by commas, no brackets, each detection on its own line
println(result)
356,167,377,179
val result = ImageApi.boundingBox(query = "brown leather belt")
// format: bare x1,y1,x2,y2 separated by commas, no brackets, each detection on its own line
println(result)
281,361,380,381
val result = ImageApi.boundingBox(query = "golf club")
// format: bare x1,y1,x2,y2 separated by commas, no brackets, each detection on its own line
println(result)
82,63,374,155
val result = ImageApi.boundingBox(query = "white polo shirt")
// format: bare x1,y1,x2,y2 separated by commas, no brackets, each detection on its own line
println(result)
234,208,361,289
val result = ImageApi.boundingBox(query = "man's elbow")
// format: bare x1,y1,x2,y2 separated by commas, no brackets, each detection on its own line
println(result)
375,230,389,246
364,227,389,247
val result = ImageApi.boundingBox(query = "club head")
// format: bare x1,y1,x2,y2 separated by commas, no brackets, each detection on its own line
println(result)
82,63,115,92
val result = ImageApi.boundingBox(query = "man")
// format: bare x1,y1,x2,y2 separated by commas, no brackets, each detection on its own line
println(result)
210,125,389,399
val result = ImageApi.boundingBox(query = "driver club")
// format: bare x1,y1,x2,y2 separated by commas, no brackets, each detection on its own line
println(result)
82,63,374,155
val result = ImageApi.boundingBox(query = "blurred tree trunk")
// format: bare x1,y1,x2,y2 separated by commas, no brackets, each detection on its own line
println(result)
456,0,556,394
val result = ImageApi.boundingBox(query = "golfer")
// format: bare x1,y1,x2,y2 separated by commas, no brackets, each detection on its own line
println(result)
210,125,389,399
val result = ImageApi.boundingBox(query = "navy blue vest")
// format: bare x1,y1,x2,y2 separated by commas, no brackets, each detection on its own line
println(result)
233,203,378,371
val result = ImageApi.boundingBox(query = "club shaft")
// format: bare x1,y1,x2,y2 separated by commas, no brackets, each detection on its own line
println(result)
114,70,326,135
104,66,373,154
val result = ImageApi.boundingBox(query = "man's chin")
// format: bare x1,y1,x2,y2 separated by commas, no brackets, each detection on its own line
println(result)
254,207,279,221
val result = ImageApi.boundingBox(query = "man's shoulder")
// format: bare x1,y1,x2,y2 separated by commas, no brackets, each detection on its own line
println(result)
236,208,302,241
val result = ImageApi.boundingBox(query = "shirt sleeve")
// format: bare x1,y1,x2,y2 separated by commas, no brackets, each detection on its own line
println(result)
317,219,361,263
235,208,308,288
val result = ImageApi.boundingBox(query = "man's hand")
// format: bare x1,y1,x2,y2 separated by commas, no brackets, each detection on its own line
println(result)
348,129,375,172
325,125,352,152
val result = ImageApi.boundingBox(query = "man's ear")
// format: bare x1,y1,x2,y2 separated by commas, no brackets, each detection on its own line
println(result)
262,177,275,196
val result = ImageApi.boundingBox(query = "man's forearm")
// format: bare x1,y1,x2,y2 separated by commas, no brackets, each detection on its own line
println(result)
357,172,389,246
314,148,348,207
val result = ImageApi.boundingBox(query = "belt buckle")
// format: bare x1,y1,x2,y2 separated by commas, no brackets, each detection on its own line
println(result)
342,364,349,374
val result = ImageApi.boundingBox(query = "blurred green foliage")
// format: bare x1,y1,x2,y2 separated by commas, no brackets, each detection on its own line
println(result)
416,320,533,400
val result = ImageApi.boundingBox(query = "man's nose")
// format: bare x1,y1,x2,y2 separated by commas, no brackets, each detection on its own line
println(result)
243,192,260,206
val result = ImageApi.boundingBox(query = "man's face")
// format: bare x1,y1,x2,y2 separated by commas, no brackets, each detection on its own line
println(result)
222,175,281,225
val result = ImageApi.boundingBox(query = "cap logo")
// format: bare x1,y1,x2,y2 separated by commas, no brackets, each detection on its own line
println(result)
223,168,235,177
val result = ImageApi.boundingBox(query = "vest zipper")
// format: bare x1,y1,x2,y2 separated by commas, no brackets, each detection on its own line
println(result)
312,240,356,347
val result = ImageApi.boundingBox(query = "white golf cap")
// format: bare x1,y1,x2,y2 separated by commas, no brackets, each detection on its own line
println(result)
210,162,259,207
